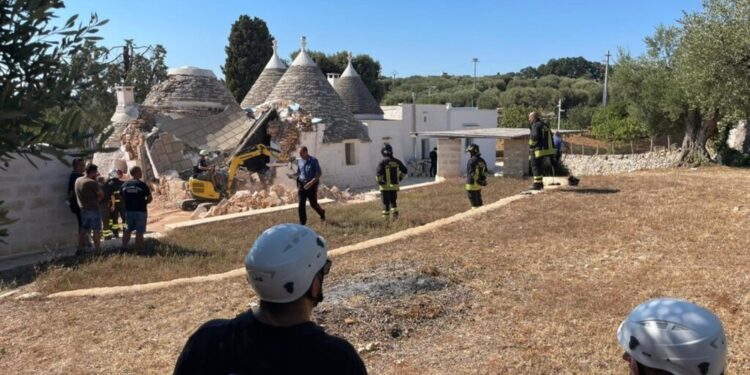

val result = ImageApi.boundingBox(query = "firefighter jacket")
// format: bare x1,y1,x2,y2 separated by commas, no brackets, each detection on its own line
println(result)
465,155,488,191
105,178,125,207
376,157,408,191
529,119,556,158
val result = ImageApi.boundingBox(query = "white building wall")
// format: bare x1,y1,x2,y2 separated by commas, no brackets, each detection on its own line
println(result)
297,127,374,190
0,154,77,267
366,104,497,175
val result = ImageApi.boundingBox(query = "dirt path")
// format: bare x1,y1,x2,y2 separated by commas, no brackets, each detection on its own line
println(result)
2,168,749,374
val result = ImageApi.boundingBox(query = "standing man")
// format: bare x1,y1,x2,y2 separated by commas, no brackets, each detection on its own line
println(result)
97,176,113,240
376,144,408,219
105,169,126,238
429,147,438,177
465,144,488,208
173,224,367,374
553,131,563,161
289,146,325,226
74,163,104,253
528,112,556,190
121,166,152,254
67,158,85,249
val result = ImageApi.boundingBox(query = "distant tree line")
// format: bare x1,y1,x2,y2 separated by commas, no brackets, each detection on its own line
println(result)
380,57,605,129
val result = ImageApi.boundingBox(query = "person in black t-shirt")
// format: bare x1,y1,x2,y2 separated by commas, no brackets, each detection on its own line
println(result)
67,158,86,249
120,166,152,254
174,224,367,375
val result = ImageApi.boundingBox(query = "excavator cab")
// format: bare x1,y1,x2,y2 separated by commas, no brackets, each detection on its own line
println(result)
181,109,282,211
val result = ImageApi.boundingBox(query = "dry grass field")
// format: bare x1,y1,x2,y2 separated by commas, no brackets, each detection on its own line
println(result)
1,167,749,374
30,177,527,293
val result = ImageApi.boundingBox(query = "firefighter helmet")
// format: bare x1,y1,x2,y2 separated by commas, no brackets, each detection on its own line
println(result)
617,298,727,375
244,224,330,303
381,143,393,156
465,144,480,155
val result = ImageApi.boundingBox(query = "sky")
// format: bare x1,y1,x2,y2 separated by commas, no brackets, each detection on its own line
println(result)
56,0,702,78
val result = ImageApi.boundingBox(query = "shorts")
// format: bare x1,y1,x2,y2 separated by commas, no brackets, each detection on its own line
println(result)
125,211,148,234
80,210,102,231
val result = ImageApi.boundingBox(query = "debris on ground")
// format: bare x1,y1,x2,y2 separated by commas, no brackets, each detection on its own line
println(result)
150,172,189,209
201,184,363,218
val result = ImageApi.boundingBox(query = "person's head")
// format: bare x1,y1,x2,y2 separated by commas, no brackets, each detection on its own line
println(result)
618,298,727,375
244,224,331,316
554,131,560,137
465,143,480,156
109,169,124,180
381,143,393,157
72,158,85,173
84,163,99,179
433,147,437,151
129,166,143,180
528,111,538,124
298,146,309,160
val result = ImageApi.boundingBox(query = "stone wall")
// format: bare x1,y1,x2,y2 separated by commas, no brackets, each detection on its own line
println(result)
0,154,77,267
563,151,679,176
503,138,528,177
436,138,462,178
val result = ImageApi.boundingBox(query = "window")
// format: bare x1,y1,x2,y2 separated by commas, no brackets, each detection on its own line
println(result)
421,138,430,159
345,143,357,165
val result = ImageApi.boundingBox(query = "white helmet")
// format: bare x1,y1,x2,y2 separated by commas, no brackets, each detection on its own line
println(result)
199,149,210,156
617,298,727,375
244,224,329,303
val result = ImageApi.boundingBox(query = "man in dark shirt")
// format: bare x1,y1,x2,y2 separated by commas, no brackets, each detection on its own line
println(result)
288,146,325,225
67,158,85,249
174,224,367,375
120,166,152,254
105,169,126,238
429,147,438,177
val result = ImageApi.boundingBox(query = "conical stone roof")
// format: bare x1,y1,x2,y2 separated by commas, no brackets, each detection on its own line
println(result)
241,40,287,109
265,37,370,143
334,53,383,116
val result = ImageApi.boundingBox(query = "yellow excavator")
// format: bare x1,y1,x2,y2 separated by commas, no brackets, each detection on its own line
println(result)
181,144,280,211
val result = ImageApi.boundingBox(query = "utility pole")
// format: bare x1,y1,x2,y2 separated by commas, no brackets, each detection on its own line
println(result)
557,98,565,130
602,50,611,106
411,92,417,161
472,58,479,90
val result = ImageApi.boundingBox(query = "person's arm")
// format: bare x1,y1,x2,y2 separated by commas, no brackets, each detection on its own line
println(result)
303,159,321,190
144,183,153,204
95,182,105,202
466,159,475,184
398,159,408,180
376,160,385,184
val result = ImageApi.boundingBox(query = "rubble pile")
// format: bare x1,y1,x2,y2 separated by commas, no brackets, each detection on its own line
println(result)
257,100,316,160
150,172,189,209
198,184,363,219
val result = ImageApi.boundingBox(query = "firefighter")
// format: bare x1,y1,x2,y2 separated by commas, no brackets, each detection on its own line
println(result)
97,176,113,240
105,169,127,238
465,143,488,208
528,112,556,190
376,144,407,219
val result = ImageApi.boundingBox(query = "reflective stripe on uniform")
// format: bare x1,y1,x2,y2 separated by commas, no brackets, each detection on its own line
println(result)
465,183,482,191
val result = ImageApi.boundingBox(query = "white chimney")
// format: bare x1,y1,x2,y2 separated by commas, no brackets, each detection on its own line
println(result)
327,73,340,87
110,86,139,122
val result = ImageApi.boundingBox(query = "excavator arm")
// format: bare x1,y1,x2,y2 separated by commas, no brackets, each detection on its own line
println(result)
225,144,280,191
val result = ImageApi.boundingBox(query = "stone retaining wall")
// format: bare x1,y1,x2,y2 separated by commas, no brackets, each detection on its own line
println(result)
563,151,679,176
0,154,76,267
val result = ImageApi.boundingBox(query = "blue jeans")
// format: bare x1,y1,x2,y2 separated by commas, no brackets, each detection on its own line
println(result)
80,210,102,231
125,211,148,234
